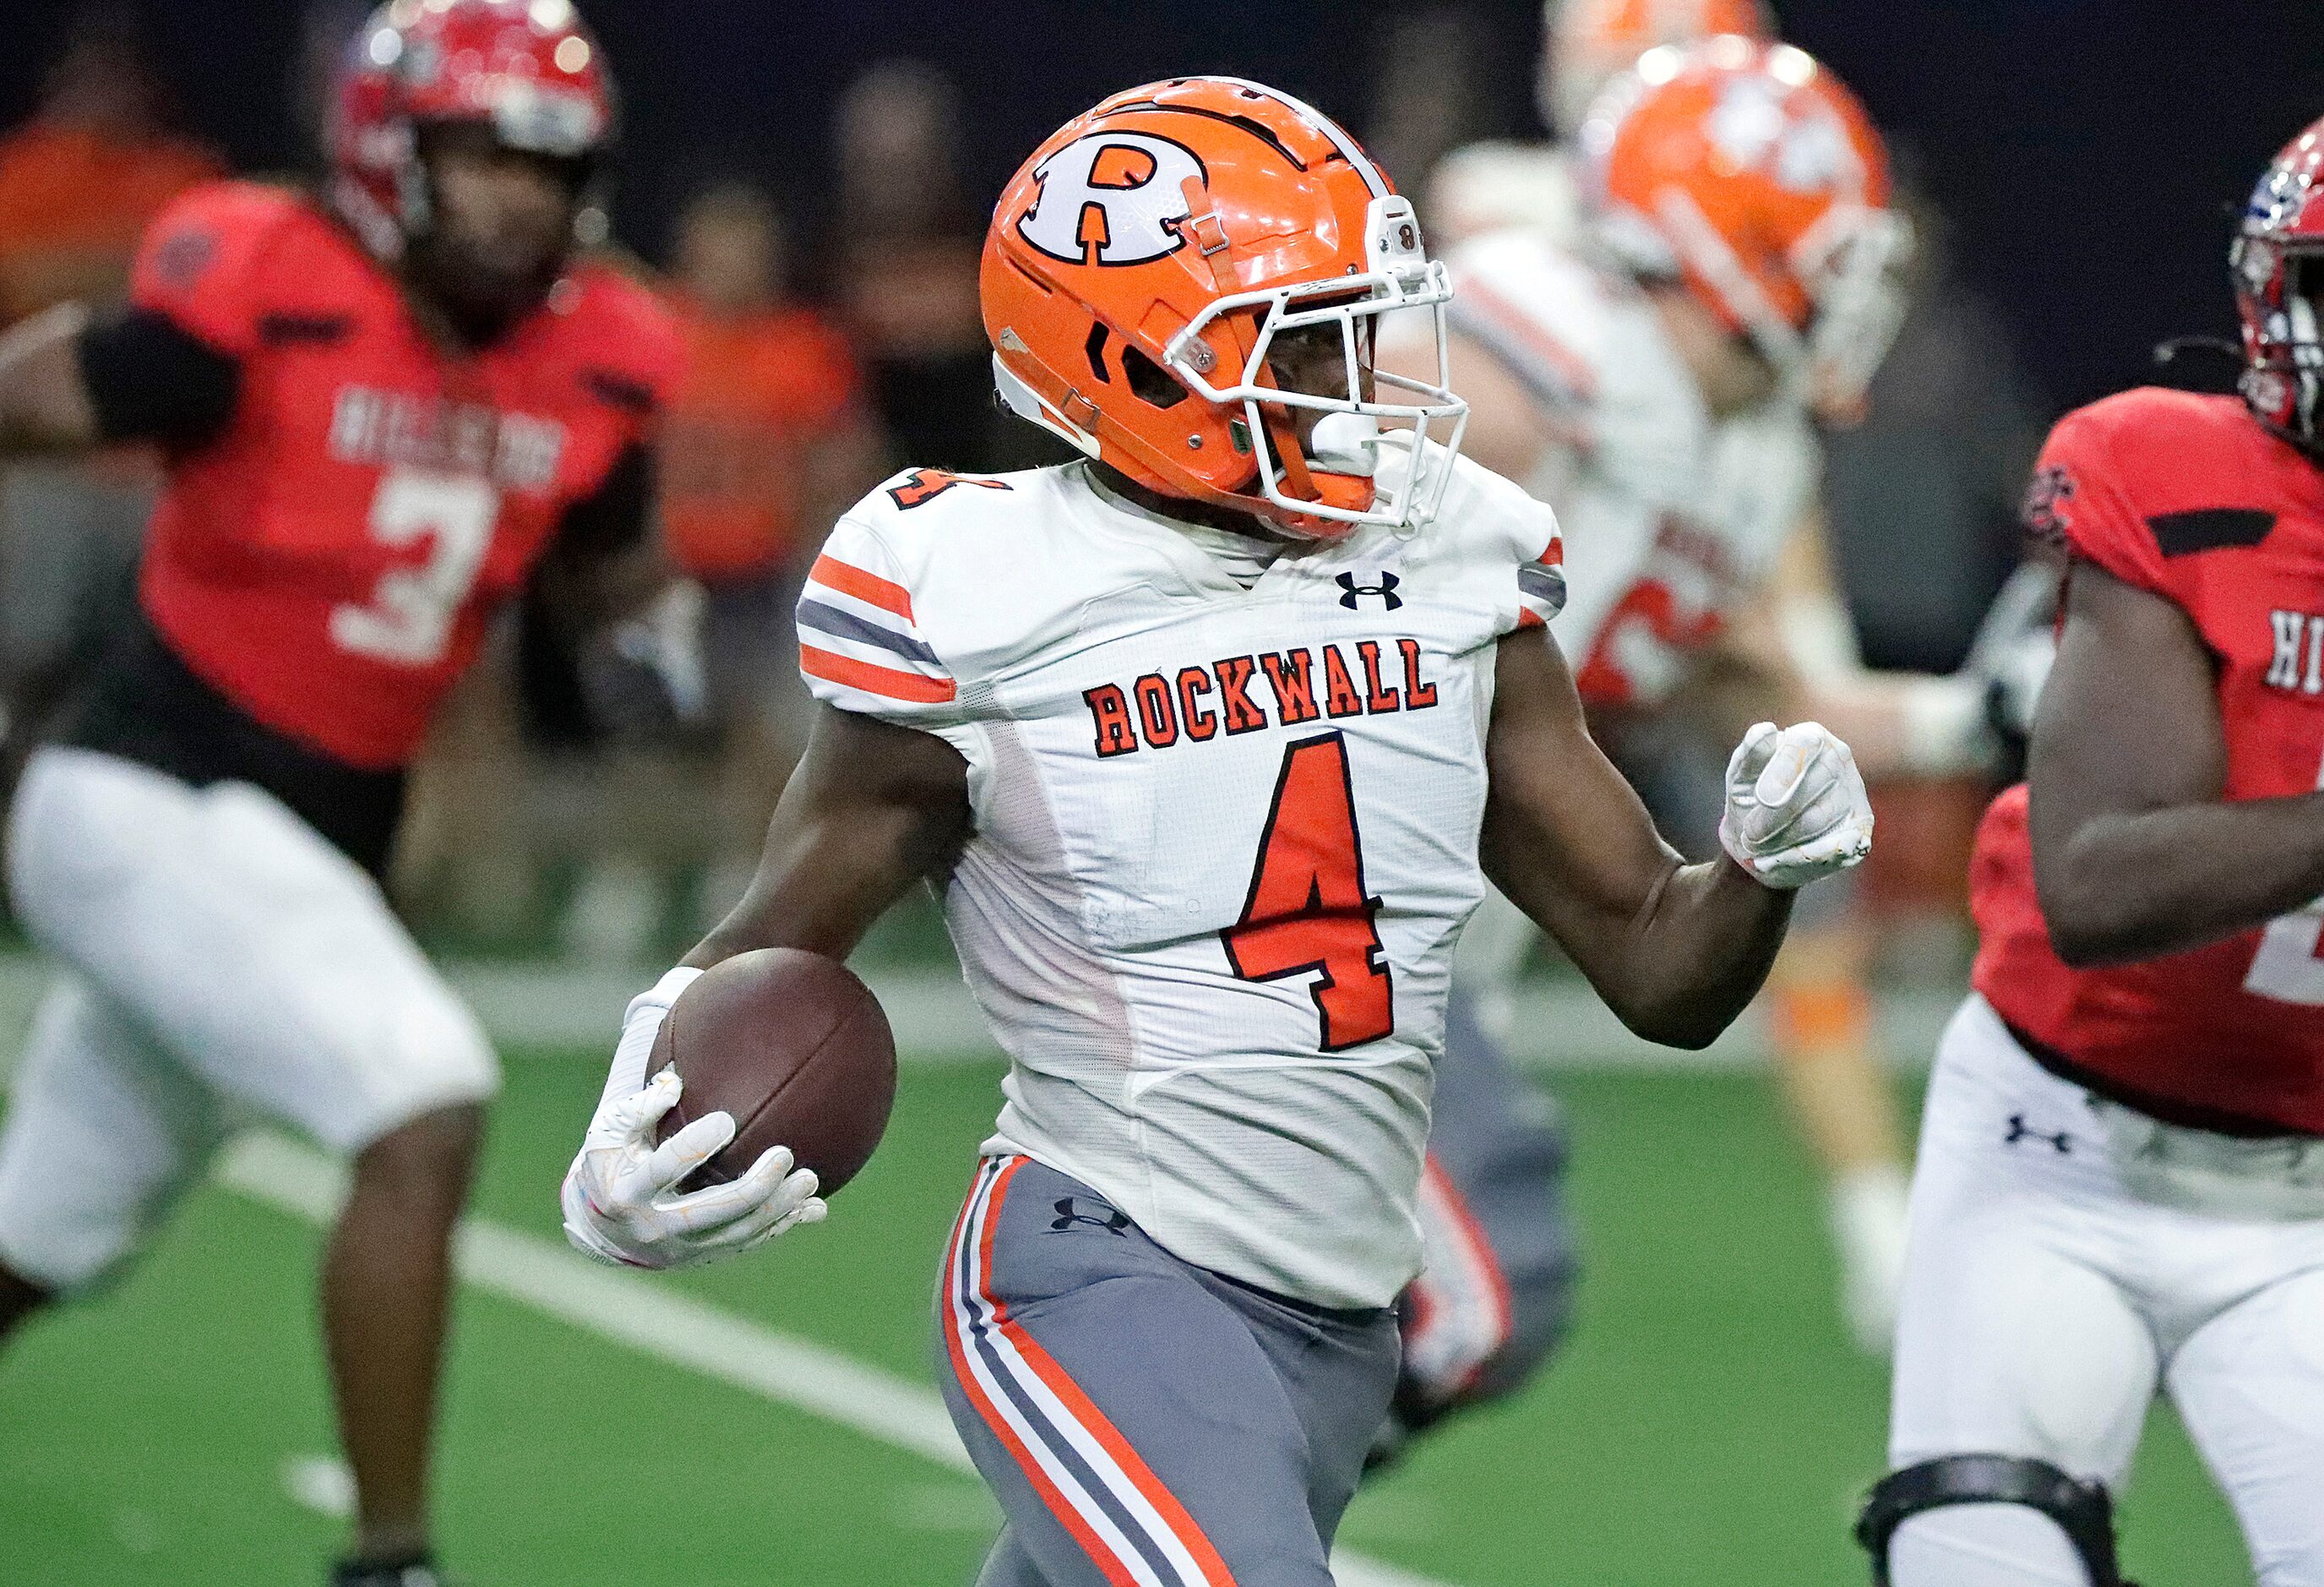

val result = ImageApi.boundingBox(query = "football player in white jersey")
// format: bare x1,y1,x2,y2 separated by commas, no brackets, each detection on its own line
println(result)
1382,35,1997,1399
559,78,1874,1587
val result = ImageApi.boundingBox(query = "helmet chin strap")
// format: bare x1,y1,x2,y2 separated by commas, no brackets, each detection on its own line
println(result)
329,172,406,262
1259,384,1321,502
1169,175,1364,531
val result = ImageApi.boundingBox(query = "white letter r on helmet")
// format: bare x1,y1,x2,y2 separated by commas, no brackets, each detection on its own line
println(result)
1016,132,1206,267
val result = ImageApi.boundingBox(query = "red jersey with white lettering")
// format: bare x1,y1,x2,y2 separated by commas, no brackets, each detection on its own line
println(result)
1971,387,2324,1132
127,182,681,769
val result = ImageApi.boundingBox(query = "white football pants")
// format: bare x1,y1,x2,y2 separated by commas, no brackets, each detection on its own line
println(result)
1886,993,2324,1586
0,748,497,1291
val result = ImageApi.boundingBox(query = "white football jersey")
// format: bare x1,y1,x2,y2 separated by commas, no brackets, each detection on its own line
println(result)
1425,139,1581,253
1444,226,1819,706
797,451,1563,1309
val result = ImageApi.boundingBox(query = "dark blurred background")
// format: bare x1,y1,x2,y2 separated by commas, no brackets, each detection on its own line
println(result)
7,0,2321,412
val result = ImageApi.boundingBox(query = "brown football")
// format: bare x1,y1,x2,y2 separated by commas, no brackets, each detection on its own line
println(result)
647,947,896,1195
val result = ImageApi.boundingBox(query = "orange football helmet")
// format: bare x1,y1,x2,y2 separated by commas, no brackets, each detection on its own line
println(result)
1541,0,1772,134
1578,37,1910,418
983,77,1467,537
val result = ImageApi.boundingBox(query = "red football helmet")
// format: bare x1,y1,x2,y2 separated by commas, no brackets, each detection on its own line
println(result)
329,0,615,259
2234,117,2324,450
983,78,1467,537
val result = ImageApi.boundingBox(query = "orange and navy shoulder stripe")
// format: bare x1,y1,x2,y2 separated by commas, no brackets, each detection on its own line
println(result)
796,549,957,706
1515,537,1565,630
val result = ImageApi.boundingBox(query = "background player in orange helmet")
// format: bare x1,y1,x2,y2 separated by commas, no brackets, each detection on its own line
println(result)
1424,0,1774,251
1546,0,1774,134
561,74,1874,1587
1864,117,2324,1587
0,3,679,1583
1387,36,1959,1410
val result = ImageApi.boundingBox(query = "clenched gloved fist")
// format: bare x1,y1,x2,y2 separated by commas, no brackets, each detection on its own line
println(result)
1718,721,1874,891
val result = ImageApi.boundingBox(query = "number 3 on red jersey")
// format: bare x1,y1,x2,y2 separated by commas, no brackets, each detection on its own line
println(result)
1222,732,1395,1050
329,468,499,665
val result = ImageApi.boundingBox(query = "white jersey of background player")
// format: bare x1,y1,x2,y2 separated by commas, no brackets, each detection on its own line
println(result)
1388,30,2000,1356
1431,10,1982,775
559,77,1877,1587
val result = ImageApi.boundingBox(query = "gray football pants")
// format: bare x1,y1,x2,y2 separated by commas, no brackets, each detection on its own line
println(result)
936,1154,1401,1587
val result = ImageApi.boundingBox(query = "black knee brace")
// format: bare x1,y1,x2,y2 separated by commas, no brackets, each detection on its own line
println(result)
1856,1454,2136,1587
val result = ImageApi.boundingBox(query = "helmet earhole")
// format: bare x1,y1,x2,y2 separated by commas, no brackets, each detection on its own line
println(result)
1085,323,1113,384
1122,344,1189,410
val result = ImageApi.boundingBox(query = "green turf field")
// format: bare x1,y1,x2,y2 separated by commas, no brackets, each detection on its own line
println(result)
0,1047,2251,1585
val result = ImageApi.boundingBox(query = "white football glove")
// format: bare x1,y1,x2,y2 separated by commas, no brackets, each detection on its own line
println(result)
1962,559,2062,743
560,968,826,1270
1717,721,1875,891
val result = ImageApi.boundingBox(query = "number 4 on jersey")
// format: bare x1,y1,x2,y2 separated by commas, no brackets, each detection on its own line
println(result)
886,468,1012,510
1222,732,1395,1050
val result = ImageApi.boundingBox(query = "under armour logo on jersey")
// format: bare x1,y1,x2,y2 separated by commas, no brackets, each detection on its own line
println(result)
2004,1113,2074,1155
1016,132,1205,266
1050,1197,1132,1235
1336,571,1402,611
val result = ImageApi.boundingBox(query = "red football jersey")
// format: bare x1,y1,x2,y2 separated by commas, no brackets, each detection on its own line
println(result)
127,182,682,769
1971,388,2324,1132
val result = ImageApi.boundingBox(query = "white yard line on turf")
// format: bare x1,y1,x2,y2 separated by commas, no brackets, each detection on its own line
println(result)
216,1132,1461,1587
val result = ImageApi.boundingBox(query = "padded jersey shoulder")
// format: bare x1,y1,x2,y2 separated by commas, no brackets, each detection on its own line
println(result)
2032,389,2289,592
1445,228,1629,412
1446,228,1706,499
128,181,339,356
541,259,687,420
2045,389,2272,504
1413,446,1566,630
797,464,1081,725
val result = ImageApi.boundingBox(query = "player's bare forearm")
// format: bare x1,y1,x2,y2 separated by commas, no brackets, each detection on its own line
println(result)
1482,630,1790,1048
0,303,100,454
2043,795,2324,965
688,704,972,968
2033,558,2324,965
